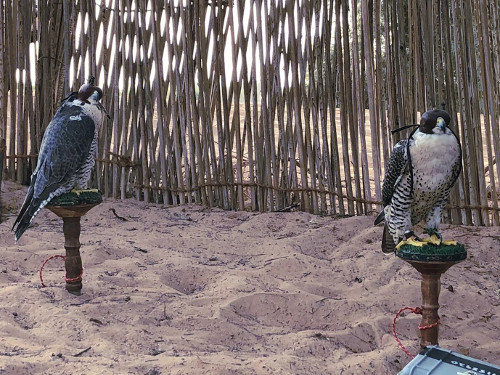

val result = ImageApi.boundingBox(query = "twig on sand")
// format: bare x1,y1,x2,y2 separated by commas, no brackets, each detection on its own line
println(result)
110,208,128,221
73,347,91,357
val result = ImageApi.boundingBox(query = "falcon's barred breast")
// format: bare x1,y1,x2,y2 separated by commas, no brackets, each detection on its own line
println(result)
374,109,462,253
12,78,107,241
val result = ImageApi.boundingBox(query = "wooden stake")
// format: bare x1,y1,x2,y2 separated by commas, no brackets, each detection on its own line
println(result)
403,259,464,349
47,203,100,295
62,216,83,295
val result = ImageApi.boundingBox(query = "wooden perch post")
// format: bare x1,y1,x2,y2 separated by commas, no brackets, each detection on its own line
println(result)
46,191,102,295
397,243,467,348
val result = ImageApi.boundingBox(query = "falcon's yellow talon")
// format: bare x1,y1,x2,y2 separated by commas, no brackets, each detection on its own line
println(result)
406,237,426,247
396,236,426,251
421,236,457,246
422,234,442,246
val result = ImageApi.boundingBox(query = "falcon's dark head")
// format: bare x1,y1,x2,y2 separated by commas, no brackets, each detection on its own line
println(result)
419,109,451,135
77,76,103,104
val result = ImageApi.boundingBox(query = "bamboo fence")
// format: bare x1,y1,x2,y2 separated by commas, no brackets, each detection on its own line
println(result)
0,0,499,226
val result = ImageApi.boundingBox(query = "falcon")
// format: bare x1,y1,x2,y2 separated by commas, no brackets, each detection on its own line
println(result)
374,109,462,253
12,77,108,241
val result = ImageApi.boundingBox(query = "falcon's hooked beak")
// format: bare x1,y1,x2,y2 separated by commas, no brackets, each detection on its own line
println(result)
434,117,446,133
90,90,102,102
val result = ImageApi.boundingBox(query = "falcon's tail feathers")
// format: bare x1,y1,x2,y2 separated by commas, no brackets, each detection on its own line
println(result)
381,224,396,253
13,197,46,241
12,185,34,230
13,213,34,242
12,182,55,241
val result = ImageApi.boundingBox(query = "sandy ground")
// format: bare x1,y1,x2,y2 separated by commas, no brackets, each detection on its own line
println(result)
0,179,499,375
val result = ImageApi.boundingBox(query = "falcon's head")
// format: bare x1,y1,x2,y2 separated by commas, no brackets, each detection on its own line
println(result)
77,76,103,105
419,109,451,135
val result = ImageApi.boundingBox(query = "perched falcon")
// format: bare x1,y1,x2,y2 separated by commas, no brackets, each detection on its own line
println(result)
374,109,462,253
12,77,107,241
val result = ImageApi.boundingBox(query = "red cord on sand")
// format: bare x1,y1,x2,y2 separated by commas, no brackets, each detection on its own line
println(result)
392,306,440,359
39,255,83,287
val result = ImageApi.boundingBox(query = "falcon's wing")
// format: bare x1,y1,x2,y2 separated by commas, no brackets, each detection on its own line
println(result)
33,104,96,197
447,128,462,190
382,140,409,206
374,139,409,225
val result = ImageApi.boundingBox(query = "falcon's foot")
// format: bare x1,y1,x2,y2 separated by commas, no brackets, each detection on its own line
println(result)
422,228,458,246
395,231,427,251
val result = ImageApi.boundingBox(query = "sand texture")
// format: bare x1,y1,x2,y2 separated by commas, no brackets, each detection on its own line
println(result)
0,180,499,374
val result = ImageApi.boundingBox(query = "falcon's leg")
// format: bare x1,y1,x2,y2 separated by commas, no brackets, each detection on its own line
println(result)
395,230,427,250
422,205,443,245
423,227,442,245
422,204,457,246
423,227,457,246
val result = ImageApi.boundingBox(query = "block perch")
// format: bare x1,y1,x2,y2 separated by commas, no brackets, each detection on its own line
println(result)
397,241,466,348
46,190,102,295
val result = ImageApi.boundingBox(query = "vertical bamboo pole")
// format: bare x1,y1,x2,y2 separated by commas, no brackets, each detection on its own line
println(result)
236,0,255,210
97,3,112,198
132,4,149,202
324,0,344,215
478,0,500,224
228,1,244,210
307,0,326,213
285,0,310,212
191,1,209,206
317,0,335,214
149,0,169,205
182,3,200,204
342,0,362,215
15,0,26,184
118,0,128,201
25,0,36,185
0,0,4,144
419,0,435,109
254,0,274,211
297,1,317,214
111,0,120,200
195,2,215,206
440,0,464,225
465,0,489,226
246,0,258,211
361,0,382,205
6,0,17,178
165,2,185,205
335,0,354,215
249,1,263,211
123,0,141,201
219,3,235,209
